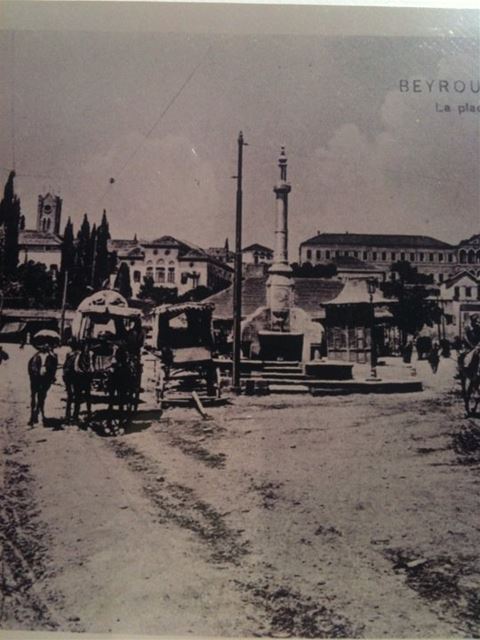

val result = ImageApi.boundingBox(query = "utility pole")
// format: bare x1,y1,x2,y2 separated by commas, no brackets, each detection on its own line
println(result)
91,231,98,288
60,270,68,341
232,131,247,392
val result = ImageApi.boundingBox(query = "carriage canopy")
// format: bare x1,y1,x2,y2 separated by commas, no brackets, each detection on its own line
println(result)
72,290,142,342
150,302,215,364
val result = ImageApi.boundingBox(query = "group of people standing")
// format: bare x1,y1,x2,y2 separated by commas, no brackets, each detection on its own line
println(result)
398,314,480,375
2,313,480,426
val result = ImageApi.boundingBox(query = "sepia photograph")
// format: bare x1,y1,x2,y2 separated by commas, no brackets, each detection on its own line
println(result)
1,2,480,637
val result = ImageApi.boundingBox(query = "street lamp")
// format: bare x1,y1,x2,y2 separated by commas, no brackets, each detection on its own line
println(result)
367,278,378,380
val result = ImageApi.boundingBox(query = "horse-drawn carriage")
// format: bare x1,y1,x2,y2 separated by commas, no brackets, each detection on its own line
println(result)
147,302,221,413
67,290,143,428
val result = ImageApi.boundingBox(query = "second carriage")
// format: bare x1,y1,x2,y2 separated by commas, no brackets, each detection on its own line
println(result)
146,302,222,413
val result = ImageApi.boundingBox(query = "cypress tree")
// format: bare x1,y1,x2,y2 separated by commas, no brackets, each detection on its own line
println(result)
60,217,75,305
95,210,111,288
114,262,132,299
60,217,75,274
0,171,21,277
89,223,97,288
71,214,91,304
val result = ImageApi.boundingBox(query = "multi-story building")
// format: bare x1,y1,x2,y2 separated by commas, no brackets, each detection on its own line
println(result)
207,242,274,268
207,241,273,277
299,232,480,284
438,270,480,339
242,243,274,266
111,235,233,297
15,191,232,298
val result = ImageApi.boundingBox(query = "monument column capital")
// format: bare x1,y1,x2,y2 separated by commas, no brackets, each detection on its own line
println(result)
274,182,291,196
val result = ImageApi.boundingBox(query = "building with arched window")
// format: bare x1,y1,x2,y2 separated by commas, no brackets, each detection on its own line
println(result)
110,235,233,297
299,232,480,284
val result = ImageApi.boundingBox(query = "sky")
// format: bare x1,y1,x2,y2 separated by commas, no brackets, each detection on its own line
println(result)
0,8,479,257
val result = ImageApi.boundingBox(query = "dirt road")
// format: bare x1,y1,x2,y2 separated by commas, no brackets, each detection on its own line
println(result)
1,345,480,637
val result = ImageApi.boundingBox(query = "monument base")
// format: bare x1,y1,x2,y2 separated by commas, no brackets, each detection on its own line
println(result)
258,331,304,362
304,360,354,380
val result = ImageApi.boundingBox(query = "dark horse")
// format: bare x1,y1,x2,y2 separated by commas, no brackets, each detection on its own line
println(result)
28,347,58,426
458,348,480,416
105,345,142,429
61,340,141,432
63,345,92,424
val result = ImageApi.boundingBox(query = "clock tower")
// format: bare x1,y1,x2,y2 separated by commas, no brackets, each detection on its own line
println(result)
37,193,62,234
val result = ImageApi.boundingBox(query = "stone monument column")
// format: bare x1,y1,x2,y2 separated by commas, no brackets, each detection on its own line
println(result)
267,147,294,330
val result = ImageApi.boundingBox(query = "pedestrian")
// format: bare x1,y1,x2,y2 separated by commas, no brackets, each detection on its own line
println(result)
439,338,451,359
428,343,440,374
0,345,9,364
27,342,58,426
401,340,413,364
19,329,29,349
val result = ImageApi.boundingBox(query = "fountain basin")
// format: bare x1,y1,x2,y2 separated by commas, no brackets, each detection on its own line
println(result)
258,330,304,362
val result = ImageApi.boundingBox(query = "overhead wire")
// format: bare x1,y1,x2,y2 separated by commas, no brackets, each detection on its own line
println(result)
6,36,212,223
10,31,16,171
96,44,212,209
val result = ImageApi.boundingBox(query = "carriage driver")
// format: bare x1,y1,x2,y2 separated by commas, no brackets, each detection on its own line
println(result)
462,313,480,375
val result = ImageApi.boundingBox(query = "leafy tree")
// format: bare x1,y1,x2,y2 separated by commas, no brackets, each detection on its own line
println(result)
0,171,21,277
385,260,434,286
291,261,338,278
178,285,213,302
13,261,58,308
381,261,441,344
114,262,132,299
138,276,178,305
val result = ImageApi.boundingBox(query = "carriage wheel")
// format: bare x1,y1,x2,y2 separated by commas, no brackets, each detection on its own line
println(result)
104,411,124,436
157,397,164,419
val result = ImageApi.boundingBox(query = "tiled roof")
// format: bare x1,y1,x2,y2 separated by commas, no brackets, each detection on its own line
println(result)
458,234,480,248
324,279,390,305
108,239,144,258
442,270,479,287
109,239,138,249
181,248,208,259
243,243,273,253
147,235,189,249
293,278,345,314
180,249,234,271
206,276,344,319
126,247,145,258
207,276,267,319
301,232,454,250
19,230,62,247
